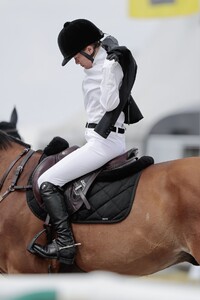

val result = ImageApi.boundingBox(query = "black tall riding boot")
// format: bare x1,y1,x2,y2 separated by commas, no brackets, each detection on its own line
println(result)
33,182,77,264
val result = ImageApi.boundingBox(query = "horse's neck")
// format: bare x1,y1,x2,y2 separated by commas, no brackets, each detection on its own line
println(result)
0,144,21,158
0,144,32,174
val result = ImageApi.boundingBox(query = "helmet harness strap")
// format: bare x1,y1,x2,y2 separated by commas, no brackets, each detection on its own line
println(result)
80,50,95,63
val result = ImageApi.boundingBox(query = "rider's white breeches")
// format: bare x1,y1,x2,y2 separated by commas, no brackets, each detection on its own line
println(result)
38,129,126,188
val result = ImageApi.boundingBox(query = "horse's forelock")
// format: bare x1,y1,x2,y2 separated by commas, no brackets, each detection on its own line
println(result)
0,130,12,150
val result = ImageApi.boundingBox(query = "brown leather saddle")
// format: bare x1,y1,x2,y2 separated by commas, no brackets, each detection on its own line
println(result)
31,146,139,215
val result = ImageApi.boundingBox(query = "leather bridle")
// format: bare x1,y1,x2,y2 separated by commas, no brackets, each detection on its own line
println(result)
0,147,34,202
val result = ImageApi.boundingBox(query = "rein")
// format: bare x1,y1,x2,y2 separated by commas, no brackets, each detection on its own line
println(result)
0,148,35,202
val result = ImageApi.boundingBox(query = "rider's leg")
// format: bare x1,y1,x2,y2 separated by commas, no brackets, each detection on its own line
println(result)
33,182,76,264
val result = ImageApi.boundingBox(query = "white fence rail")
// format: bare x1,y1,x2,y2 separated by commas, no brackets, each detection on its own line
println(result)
1,271,200,300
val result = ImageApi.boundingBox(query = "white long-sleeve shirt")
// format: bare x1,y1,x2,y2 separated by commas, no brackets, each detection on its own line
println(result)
82,46,125,127
38,47,126,187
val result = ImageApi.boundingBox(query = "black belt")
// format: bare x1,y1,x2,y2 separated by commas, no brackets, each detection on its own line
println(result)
85,123,125,134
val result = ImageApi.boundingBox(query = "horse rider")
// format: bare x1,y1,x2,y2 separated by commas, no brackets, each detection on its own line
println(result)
33,19,143,264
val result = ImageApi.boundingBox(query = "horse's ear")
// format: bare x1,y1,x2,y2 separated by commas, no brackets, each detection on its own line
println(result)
10,107,18,126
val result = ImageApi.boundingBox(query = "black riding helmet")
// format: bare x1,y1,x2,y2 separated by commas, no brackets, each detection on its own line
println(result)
58,19,104,66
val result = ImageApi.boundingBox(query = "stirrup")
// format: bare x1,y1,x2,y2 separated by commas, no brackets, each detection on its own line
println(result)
27,228,47,254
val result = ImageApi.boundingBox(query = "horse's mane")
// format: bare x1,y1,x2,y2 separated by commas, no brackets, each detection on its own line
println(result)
0,130,30,150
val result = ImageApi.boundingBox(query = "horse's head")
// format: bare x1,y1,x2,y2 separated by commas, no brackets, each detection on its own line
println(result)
0,107,22,140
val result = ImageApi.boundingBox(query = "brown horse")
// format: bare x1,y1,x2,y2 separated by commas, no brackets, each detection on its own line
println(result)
0,130,200,275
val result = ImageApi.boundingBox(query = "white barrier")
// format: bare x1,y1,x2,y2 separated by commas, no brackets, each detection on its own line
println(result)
0,271,200,300
188,265,200,280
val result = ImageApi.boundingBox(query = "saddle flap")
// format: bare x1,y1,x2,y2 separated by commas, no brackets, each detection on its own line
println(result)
32,145,79,208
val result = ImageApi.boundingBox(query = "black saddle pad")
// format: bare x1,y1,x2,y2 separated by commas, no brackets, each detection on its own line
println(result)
70,171,142,224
